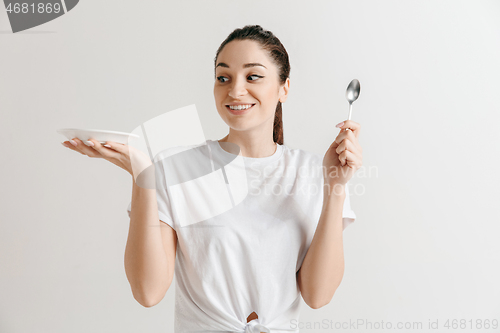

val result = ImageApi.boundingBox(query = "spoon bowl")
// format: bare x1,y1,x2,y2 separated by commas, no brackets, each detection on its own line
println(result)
346,79,361,104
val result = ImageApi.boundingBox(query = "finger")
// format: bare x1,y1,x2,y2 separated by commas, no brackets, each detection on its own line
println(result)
62,140,82,153
101,141,127,153
88,139,124,159
339,149,348,166
340,149,358,169
336,137,354,156
338,136,363,159
328,138,340,150
336,120,361,138
72,138,101,157
345,156,357,169
65,138,86,155
334,126,357,145
62,140,72,149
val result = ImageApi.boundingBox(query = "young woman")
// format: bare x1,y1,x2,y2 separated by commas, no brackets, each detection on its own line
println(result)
62,25,363,333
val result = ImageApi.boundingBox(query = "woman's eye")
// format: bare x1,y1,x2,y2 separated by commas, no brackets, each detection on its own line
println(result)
216,76,228,83
248,75,263,81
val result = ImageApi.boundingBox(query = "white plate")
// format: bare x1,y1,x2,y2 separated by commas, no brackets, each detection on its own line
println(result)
57,128,140,145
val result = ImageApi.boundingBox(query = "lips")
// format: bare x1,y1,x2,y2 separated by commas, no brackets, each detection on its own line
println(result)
226,103,255,115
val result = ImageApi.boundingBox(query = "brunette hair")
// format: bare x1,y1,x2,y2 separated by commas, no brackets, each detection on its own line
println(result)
214,25,290,145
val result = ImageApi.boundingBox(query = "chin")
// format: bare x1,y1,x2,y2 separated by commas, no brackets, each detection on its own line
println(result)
223,117,258,131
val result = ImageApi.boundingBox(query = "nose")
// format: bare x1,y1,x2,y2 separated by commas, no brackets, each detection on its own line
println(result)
228,76,247,99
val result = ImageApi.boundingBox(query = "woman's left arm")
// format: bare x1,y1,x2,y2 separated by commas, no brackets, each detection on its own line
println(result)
297,120,363,309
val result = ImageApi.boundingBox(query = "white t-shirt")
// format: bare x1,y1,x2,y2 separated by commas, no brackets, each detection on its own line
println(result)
127,139,356,333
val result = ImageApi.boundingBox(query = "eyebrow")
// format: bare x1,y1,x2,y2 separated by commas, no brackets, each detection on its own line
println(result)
216,62,267,69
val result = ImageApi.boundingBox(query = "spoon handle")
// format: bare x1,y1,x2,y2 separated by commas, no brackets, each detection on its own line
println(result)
345,103,353,132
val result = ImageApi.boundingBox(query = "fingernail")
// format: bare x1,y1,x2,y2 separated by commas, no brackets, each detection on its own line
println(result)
103,144,111,148
70,139,77,146
335,121,344,128
61,142,69,147
86,140,94,147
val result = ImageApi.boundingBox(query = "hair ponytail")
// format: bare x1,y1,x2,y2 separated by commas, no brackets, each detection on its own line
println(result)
273,101,284,145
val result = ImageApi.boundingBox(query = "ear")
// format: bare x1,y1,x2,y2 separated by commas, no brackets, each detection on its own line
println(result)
278,77,290,103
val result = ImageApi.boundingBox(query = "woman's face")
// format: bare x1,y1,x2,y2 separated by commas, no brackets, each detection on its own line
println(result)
214,39,289,133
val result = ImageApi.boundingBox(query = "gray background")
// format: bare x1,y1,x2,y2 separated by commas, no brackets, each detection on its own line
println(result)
1,0,499,332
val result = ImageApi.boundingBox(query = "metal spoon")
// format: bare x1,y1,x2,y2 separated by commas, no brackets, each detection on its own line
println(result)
345,79,361,131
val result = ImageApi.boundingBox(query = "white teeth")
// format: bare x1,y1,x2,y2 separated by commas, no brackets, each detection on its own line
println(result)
228,104,253,110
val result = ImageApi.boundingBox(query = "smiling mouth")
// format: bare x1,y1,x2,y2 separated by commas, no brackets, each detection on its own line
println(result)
225,104,256,114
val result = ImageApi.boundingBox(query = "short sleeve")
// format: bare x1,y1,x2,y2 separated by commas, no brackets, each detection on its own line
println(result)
126,160,176,231
342,183,356,230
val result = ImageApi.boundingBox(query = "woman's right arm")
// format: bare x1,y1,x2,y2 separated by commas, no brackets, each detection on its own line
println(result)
61,138,177,307
125,177,177,307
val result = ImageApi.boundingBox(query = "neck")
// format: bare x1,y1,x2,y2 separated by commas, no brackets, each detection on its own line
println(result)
218,123,277,158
